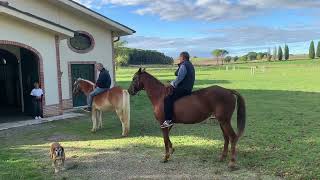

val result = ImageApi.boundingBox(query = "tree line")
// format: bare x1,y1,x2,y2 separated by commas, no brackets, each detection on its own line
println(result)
211,45,290,64
115,41,173,66
212,40,320,64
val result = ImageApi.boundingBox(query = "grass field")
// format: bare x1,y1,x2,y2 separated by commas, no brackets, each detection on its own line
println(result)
0,60,320,179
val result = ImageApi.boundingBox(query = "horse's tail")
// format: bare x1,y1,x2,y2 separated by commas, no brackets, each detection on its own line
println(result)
231,90,246,137
122,89,130,132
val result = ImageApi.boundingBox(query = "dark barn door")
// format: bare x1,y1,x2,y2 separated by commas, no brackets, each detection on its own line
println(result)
71,64,95,107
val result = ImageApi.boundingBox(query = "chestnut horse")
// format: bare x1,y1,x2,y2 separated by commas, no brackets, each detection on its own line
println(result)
73,78,130,136
128,68,246,168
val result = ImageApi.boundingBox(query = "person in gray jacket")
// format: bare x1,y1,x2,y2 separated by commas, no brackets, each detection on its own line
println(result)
161,52,195,128
83,63,111,112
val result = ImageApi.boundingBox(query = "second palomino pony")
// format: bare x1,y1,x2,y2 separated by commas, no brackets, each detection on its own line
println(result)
128,68,246,168
73,78,130,136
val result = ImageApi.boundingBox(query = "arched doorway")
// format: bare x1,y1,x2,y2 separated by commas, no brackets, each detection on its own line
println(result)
0,42,43,122
0,50,21,110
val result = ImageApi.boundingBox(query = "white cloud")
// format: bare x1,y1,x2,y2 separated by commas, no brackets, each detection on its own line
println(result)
73,0,320,21
73,0,320,56
123,26,320,57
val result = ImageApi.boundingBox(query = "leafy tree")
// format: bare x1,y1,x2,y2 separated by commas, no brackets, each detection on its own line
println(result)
247,52,257,60
284,44,289,60
224,56,232,63
233,56,239,62
309,40,315,59
257,52,266,60
239,55,247,61
211,49,229,65
273,46,277,60
127,48,173,65
115,40,127,49
114,41,174,65
316,41,320,58
278,46,283,60
115,54,129,67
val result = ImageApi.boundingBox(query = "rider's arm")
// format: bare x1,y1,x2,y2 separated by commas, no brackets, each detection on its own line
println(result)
170,64,187,88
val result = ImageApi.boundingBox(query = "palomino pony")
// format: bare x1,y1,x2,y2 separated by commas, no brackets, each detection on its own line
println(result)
73,78,130,136
128,68,246,168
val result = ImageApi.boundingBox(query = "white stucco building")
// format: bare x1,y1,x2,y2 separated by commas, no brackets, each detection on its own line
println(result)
0,0,134,119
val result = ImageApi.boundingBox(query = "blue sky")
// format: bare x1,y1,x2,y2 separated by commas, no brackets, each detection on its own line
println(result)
75,0,320,57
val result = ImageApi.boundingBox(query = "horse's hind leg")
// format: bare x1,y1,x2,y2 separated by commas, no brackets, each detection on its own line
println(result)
91,108,98,132
116,109,126,137
221,122,238,169
122,111,130,137
161,128,172,163
98,110,103,129
219,124,229,162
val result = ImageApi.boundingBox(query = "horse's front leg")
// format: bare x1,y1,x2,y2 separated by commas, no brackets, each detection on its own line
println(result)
168,126,174,155
161,128,172,162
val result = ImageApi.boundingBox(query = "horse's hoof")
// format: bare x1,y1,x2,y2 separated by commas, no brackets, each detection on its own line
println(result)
219,155,227,162
91,129,97,133
169,148,175,155
228,161,238,171
161,159,168,163
121,134,128,137
161,157,169,163
161,154,170,163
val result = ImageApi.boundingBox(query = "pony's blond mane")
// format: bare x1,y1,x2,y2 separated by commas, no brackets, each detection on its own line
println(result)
77,78,95,86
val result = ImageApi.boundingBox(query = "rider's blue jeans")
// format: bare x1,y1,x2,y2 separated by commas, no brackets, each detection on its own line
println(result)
87,87,109,107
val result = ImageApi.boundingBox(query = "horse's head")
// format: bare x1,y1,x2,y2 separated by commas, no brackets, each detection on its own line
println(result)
73,78,95,96
128,68,146,95
73,78,82,96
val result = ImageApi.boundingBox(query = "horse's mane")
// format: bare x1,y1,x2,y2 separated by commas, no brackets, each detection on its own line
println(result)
77,78,95,86
141,72,165,87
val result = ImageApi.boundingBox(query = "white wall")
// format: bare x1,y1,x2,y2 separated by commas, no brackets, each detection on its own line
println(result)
0,15,59,105
6,0,115,100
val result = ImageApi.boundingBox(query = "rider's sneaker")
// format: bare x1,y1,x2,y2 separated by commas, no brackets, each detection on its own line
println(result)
160,120,174,128
83,107,92,112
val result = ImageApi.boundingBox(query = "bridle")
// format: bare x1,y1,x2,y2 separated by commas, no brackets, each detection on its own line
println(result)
131,73,144,96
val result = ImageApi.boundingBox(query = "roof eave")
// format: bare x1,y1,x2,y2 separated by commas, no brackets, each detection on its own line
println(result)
58,0,135,36
0,4,75,38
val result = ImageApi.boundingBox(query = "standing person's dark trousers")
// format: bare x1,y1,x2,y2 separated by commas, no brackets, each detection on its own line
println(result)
32,97,42,118
164,88,191,121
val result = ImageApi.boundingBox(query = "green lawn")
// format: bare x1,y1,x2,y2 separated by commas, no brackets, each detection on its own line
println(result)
1,60,320,179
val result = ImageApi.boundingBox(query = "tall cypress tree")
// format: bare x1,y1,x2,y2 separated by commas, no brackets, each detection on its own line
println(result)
278,46,283,60
316,41,320,58
309,40,315,59
284,44,289,60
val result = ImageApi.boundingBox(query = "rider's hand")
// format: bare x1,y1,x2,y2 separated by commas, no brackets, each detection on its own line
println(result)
165,84,174,96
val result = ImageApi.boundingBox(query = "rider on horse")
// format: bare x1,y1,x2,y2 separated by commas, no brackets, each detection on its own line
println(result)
161,52,195,128
83,63,111,112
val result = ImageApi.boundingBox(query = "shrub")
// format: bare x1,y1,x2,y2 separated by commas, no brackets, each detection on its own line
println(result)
116,54,129,66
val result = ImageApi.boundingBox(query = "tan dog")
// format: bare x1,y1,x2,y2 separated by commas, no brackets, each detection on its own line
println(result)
50,142,65,173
